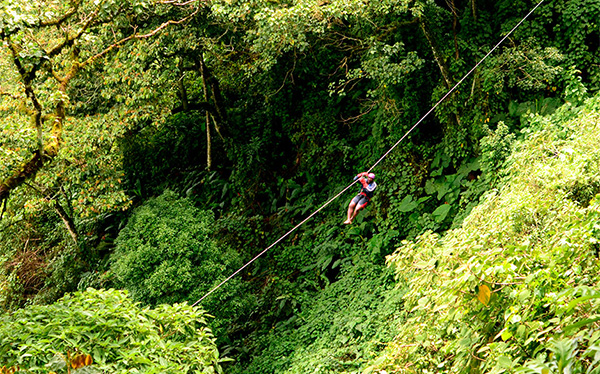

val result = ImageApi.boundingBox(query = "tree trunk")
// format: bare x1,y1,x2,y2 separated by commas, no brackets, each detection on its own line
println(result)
0,39,72,208
0,153,45,204
419,16,462,128
451,0,459,60
200,54,212,171
197,55,229,139
54,201,78,245
419,18,453,89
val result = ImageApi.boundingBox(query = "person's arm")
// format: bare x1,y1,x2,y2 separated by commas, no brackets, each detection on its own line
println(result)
356,172,368,188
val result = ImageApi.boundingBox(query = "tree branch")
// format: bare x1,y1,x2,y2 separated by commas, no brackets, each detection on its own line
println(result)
0,91,21,100
47,16,93,58
419,17,453,89
419,16,463,127
0,152,45,203
171,101,213,114
24,182,79,244
79,8,202,71
53,200,79,245
7,39,45,153
0,195,7,220
39,1,82,27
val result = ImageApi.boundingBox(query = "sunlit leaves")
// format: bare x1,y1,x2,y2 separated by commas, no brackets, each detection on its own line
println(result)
381,95,600,373
210,0,421,74
45,352,94,373
481,42,564,96
71,353,93,369
0,288,222,373
360,43,424,87
0,367,18,374
58,114,131,216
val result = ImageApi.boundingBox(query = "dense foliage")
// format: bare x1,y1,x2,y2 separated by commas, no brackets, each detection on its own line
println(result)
1,0,600,372
0,288,222,373
378,94,600,373
109,189,252,339
110,190,242,306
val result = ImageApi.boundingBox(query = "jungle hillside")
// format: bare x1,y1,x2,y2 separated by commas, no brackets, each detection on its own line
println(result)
1,0,600,373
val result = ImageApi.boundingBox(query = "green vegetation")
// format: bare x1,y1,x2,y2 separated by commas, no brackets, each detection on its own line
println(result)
0,288,222,373
377,95,600,373
110,190,243,307
1,0,600,373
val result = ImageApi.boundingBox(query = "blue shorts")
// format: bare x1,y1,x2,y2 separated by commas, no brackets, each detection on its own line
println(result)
351,194,369,209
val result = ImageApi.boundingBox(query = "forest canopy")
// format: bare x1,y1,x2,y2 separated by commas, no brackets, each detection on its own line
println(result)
1,0,600,372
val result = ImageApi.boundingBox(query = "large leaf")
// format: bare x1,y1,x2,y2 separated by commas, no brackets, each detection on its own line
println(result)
432,203,451,223
398,195,418,213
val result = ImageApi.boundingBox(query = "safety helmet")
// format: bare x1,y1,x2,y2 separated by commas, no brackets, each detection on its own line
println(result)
367,173,375,179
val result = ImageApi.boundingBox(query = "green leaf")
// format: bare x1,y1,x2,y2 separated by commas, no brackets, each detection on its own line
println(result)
564,317,600,333
398,195,418,213
498,355,513,369
565,294,600,312
518,289,531,302
432,204,451,223
501,330,513,341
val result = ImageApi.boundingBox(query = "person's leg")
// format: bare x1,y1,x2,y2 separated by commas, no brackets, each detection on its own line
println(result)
349,196,368,223
345,196,359,224
350,204,361,221
345,202,356,224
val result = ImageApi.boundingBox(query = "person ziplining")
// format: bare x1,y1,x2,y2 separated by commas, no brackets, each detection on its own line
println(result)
192,0,544,305
344,172,377,225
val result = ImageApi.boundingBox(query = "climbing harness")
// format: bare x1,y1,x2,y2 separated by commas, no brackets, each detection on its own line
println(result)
192,0,545,306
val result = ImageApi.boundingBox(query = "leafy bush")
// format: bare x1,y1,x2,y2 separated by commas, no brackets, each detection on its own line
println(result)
0,288,223,373
110,190,244,312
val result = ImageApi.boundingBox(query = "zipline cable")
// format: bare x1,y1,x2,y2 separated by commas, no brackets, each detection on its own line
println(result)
192,0,544,307
192,180,359,306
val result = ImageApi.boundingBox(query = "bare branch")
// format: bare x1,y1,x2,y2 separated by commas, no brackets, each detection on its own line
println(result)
270,57,296,97
339,101,376,124
80,14,196,70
